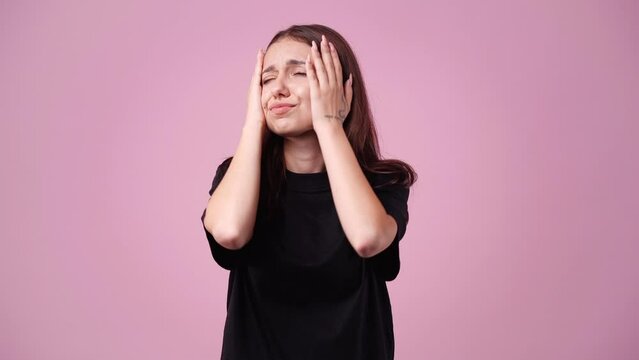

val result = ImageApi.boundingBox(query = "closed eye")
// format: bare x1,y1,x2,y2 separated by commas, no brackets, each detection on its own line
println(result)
262,72,306,85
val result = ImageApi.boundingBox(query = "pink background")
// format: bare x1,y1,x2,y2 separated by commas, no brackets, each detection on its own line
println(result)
2,0,638,359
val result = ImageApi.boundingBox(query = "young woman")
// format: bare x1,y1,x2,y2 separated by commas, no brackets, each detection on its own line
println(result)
201,24,417,360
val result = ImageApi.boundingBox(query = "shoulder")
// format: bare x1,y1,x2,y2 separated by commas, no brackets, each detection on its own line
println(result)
364,170,411,212
208,156,234,196
218,156,233,172
214,156,233,178
366,170,409,193
364,159,417,190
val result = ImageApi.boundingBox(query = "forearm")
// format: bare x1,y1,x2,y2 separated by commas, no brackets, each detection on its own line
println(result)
314,121,393,257
204,122,264,249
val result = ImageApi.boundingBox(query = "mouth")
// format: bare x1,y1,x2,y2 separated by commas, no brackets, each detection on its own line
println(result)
270,105,296,115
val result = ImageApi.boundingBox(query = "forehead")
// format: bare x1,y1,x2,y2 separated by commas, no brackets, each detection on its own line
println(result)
263,39,310,67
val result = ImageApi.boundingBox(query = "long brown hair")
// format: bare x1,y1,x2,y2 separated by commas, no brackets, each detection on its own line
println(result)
223,24,417,220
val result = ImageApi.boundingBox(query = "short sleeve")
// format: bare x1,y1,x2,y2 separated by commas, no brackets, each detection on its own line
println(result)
368,178,410,281
200,157,250,270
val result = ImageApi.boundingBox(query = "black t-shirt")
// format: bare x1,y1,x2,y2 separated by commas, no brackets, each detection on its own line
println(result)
200,159,410,360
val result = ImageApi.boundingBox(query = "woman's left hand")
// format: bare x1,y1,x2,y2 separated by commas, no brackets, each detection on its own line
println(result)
306,35,353,128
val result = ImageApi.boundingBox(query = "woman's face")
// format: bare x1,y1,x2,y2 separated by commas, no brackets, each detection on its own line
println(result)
261,38,313,137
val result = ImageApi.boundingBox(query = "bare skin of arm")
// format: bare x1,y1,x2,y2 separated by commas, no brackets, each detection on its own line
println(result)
203,50,266,250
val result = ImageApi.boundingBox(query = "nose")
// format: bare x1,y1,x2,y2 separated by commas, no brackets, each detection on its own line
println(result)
269,75,290,98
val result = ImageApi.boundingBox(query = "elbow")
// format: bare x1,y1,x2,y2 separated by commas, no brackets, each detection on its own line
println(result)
204,217,248,250
355,214,398,258
353,232,381,259
354,218,394,258
215,227,250,250
354,242,376,258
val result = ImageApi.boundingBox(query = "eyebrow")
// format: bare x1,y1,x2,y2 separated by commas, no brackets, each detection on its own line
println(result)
262,59,306,75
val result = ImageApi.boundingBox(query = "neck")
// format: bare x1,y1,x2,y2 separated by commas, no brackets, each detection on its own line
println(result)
283,131,325,173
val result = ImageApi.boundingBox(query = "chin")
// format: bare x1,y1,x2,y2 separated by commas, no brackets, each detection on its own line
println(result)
267,118,313,138
269,127,311,138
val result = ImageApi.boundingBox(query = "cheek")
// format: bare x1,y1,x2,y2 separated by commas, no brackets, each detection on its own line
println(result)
300,93,311,110
293,85,310,103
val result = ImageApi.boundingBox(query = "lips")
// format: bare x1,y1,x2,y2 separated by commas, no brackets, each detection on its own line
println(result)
270,104,295,115
270,103,295,109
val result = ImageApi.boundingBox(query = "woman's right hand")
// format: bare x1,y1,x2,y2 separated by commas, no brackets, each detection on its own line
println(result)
245,49,267,130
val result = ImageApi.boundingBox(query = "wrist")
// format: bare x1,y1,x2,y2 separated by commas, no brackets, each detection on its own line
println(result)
243,119,266,133
313,119,343,135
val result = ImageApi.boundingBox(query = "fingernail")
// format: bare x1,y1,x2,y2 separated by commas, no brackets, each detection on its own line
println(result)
322,34,326,43
312,40,316,49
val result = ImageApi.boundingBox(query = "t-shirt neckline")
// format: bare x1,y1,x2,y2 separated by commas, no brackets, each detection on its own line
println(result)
285,168,330,192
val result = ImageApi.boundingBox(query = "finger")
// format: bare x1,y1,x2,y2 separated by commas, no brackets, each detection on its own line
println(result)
253,49,264,85
345,73,353,111
305,53,319,94
320,35,336,87
311,40,328,88
329,42,343,88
